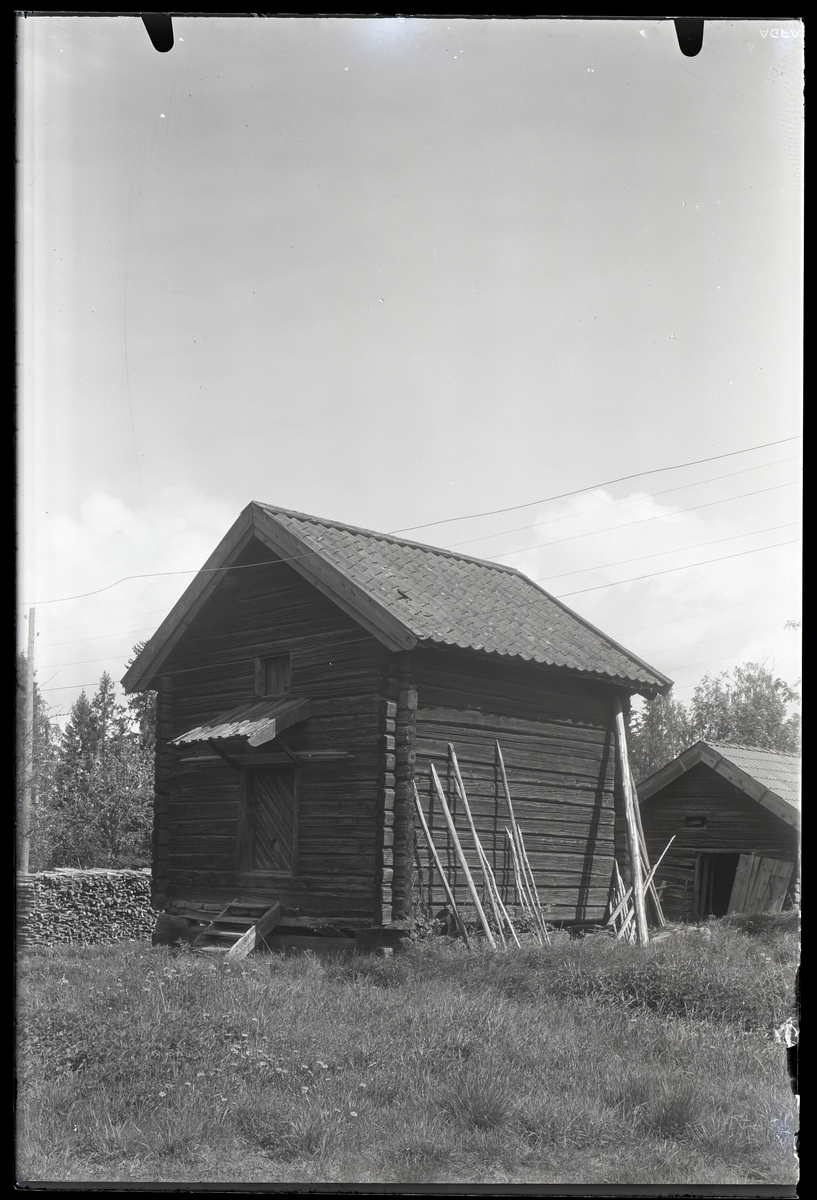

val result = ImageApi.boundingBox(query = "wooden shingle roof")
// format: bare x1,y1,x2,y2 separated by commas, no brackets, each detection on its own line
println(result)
122,502,673,696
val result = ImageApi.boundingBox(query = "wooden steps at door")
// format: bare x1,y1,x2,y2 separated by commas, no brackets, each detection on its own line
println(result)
191,900,282,960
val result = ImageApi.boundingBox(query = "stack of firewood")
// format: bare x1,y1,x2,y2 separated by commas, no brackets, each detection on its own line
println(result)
19,868,154,947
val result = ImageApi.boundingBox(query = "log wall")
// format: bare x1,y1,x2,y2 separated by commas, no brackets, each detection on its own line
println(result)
158,539,387,920
639,763,800,922
408,647,619,923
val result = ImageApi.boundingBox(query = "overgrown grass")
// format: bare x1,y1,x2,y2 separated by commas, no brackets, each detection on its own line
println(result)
16,919,799,1186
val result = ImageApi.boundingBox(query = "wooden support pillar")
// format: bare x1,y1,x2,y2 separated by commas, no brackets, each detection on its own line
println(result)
614,696,649,945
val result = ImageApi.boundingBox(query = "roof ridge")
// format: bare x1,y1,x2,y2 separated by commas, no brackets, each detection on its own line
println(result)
706,740,800,760
255,502,526,576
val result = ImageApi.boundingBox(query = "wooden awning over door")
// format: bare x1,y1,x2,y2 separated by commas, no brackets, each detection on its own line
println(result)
727,855,795,915
171,696,311,749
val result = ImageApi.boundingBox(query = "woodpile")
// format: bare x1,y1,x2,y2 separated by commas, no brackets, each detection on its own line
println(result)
413,742,553,950
17,869,154,948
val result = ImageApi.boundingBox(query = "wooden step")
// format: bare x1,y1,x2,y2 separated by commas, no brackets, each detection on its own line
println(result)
226,903,283,962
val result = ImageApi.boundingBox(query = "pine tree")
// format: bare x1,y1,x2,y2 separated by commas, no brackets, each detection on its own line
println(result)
16,654,60,870
125,642,157,752
47,662,155,868
629,691,692,782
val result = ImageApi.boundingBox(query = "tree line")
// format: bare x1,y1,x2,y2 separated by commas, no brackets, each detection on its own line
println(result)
16,645,156,871
16,650,799,872
628,661,800,781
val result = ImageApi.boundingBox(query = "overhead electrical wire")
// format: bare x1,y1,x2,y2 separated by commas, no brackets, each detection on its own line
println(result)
20,437,800,608
615,589,796,638
555,538,799,598
41,625,161,650
20,478,799,610
387,436,800,536
530,521,797,586
443,454,798,553
484,481,798,563
637,621,796,660
42,608,171,635
37,537,799,697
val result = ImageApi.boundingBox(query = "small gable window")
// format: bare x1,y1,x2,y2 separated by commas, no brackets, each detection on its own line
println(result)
685,815,707,829
256,654,291,698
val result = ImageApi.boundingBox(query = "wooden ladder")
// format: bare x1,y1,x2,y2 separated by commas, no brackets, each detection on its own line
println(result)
191,900,282,961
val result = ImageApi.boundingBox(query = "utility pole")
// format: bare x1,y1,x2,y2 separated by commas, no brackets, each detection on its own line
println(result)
19,607,35,876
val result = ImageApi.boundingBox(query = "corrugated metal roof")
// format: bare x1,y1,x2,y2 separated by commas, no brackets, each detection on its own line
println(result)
258,505,671,692
705,743,801,810
171,696,311,748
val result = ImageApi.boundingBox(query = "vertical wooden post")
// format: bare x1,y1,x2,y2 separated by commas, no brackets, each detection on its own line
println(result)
19,607,35,876
613,696,649,945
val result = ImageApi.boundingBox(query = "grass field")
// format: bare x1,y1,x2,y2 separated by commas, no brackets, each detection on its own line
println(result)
16,915,799,1187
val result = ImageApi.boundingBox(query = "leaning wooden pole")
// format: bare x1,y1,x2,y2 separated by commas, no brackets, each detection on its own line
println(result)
497,743,539,925
430,764,497,948
505,827,529,914
448,745,506,948
613,696,649,945
480,845,521,948
412,782,472,948
630,768,666,927
517,827,551,945
608,837,675,935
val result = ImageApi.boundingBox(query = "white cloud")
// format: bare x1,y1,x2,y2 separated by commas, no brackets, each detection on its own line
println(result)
26,484,238,718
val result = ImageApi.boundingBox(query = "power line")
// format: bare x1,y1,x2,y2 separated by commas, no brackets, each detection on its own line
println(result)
667,651,800,688
489,480,797,562
41,625,159,650
41,502,798,655
22,478,798,611
20,438,801,609
40,654,139,671
43,584,798,658
443,454,798,553
531,522,797,586
389,436,801,535
40,682,114,694
41,608,170,635
638,621,795,660
554,538,800,598
615,589,795,638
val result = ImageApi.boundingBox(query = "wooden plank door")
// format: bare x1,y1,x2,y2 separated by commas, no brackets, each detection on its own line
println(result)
239,769,298,875
728,855,794,915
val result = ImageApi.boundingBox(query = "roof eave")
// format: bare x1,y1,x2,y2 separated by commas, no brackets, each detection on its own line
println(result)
637,740,799,830
507,572,674,696
122,502,419,693
121,505,257,693
413,638,669,697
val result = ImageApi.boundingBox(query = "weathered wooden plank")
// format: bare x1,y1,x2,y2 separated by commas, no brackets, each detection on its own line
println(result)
225,902,282,961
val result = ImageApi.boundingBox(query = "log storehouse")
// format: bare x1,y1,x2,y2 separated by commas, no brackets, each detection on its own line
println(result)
123,503,673,952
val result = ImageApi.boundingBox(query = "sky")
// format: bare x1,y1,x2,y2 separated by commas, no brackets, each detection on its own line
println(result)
18,16,802,723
